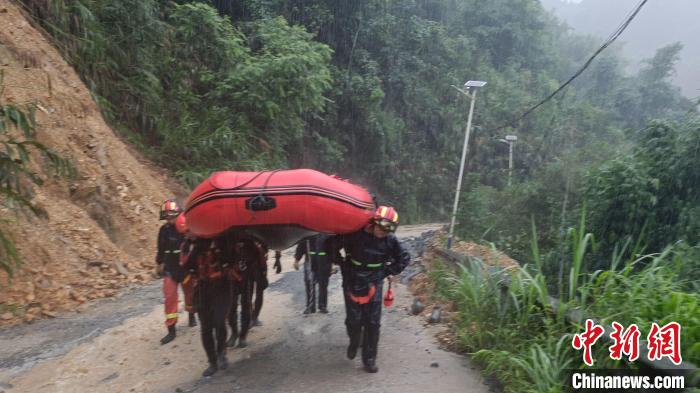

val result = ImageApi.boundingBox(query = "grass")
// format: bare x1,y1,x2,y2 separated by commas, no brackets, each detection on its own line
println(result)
431,217,700,392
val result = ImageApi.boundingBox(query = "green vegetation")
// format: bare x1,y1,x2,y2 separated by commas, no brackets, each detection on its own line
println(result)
18,0,694,222
432,221,699,392
19,0,332,179
449,108,700,390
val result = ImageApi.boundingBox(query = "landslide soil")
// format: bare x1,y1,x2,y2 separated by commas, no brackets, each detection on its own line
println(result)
0,0,184,326
408,230,519,352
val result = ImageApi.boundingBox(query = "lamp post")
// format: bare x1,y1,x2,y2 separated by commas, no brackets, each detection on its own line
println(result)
498,135,518,186
447,80,487,249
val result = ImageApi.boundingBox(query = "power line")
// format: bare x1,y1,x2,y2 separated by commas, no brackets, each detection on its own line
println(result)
490,0,649,133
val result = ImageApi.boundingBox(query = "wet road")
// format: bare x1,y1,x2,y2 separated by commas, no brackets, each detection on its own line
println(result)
0,225,491,393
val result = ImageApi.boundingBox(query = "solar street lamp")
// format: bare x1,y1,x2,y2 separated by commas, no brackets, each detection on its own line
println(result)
498,135,517,186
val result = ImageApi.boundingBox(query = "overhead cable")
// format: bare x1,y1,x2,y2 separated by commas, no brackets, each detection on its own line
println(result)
489,0,649,133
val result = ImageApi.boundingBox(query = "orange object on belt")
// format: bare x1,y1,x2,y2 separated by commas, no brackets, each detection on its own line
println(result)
383,280,394,307
228,268,242,282
348,284,376,305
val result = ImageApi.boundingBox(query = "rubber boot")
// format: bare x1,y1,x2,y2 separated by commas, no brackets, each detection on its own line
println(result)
226,333,237,348
188,312,197,327
346,325,362,360
217,352,229,370
202,363,218,377
364,358,378,373
362,325,380,372
160,325,176,345
303,306,316,314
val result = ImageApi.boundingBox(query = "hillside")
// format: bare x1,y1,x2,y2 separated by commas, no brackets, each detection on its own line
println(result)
0,0,184,325
541,0,700,97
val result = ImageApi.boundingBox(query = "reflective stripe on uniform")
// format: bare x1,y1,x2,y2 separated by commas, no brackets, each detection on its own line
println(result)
165,313,178,320
351,259,382,269
309,251,327,256
164,250,181,254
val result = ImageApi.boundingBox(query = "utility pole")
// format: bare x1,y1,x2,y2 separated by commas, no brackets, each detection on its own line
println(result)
447,80,487,250
500,134,517,187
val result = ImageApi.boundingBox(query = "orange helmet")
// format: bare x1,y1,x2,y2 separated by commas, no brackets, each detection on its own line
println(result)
175,213,187,234
159,199,182,220
372,205,399,232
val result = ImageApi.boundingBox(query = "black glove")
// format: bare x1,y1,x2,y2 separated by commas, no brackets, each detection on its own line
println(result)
383,268,394,280
155,264,164,278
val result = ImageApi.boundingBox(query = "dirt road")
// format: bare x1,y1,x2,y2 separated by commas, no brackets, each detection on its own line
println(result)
0,225,492,393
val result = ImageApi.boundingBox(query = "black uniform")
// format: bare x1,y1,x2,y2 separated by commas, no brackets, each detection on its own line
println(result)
183,238,232,376
295,234,333,313
226,236,261,348
156,223,186,282
251,243,269,325
331,228,410,368
273,250,282,274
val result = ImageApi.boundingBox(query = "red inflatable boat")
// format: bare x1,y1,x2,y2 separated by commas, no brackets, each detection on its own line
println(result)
184,169,375,249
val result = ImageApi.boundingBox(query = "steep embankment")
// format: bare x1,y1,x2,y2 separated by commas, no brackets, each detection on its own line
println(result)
0,0,183,325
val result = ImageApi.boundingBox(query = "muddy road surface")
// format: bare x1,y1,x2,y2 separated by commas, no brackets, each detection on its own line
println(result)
0,224,492,393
